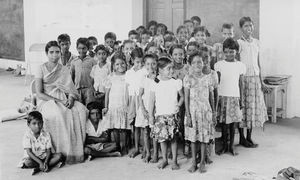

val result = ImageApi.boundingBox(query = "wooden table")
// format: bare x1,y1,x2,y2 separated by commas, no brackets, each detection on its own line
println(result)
263,75,291,123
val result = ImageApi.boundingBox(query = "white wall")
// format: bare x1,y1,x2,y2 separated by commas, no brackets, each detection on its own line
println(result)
0,0,143,72
260,0,300,117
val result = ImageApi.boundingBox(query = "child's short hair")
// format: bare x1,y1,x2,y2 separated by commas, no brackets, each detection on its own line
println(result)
45,41,60,53
187,41,199,49
76,37,90,48
143,53,158,62
164,34,176,43
222,23,234,31
94,44,109,55
145,42,163,53
176,25,187,34
111,51,127,71
193,26,211,37
239,16,253,28
57,34,71,44
157,57,172,70
104,32,117,41
136,25,146,32
187,51,205,64
223,37,239,51
169,44,185,55
27,111,43,124
191,16,201,24
141,29,151,36
88,36,98,42
130,47,144,59
123,39,134,46
147,20,158,29
157,23,168,31
184,19,193,24
128,30,139,37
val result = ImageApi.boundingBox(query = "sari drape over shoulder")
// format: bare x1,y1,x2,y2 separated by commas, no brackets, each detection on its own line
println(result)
36,63,87,164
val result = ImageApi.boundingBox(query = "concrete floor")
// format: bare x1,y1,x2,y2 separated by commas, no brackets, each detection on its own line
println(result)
1,69,300,180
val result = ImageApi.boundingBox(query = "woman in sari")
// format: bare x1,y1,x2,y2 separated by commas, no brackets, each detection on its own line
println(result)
35,41,87,164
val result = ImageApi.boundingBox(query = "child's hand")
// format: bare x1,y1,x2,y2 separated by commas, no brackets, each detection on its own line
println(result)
149,116,154,126
66,98,74,109
186,114,192,128
175,104,180,113
39,162,45,171
102,108,108,116
212,112,217,126
43,162,49,172
142,108,149,120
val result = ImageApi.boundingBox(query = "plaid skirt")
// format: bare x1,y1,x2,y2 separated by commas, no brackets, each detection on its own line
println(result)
240,76,268,128
151,114,179,143
218,96,243,124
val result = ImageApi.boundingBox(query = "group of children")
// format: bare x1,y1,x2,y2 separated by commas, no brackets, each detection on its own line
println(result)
20,15,268,175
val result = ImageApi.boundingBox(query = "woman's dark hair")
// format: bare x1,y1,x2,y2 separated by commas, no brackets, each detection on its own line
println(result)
76,37,90,48
130,47,144,60
157,57,172,70
222,23,234,31
57,34,71,44
187,41,199,49
104,32,117,41
193,26,211,37
88,36,98,42
27,111,43,124
191,16,201,24
187,51,206,65
169,44,185,56
223,37,239,51
45,41,60,53
136,25,146,32
94,44,109,55
239,16,253,28
111,51,127,72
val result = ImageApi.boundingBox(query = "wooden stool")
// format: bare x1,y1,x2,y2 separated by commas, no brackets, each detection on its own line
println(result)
263,75,291,123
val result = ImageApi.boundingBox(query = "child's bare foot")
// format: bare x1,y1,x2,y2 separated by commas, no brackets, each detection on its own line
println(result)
87,155,94,161
228,148,238,156
188,162,197,173
129,150,140,158
150,154,158,163
143,155,151,163
32,168,41,175
205,156,213,164
157,161,168,169
171,163,180,170
57,160,65,168
199,163,207,173
110,151,122,157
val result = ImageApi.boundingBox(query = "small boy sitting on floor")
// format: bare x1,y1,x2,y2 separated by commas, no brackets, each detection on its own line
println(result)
18,111,64,175
85,102,121,160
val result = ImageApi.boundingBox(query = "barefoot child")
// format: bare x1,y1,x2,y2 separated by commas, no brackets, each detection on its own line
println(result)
103,52,129,155
149,57,184,170
19,111,64,175
136,54,158,163
85,102,121,160
214,38,246,156
184,52,215,173
90,45,111,107
237,17,268,148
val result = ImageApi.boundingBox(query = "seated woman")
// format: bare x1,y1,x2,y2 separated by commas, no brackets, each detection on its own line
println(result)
35,41,87,164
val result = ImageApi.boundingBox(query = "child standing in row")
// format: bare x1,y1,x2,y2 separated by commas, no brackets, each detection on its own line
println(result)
70,37,96,105
19,111,64,175
149,57,184,170
237,17,268,148
57,34,77,69
193,26,213,55
90,45,111,107
103,52,129,155
184,52,215,173
85,102,121,160
214,38,246,156
136,54,159,162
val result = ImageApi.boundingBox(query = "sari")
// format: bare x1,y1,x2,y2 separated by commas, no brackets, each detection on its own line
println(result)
36,63,87,164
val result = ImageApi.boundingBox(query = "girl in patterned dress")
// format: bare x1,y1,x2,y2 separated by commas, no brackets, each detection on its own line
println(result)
149,57,184,170
103,52,129,155
184,52,215,173
214,38,246,156
237,17,269,148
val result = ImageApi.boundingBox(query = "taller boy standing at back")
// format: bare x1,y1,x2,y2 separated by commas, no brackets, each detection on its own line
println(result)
57,34,77,69
71,37,96,105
